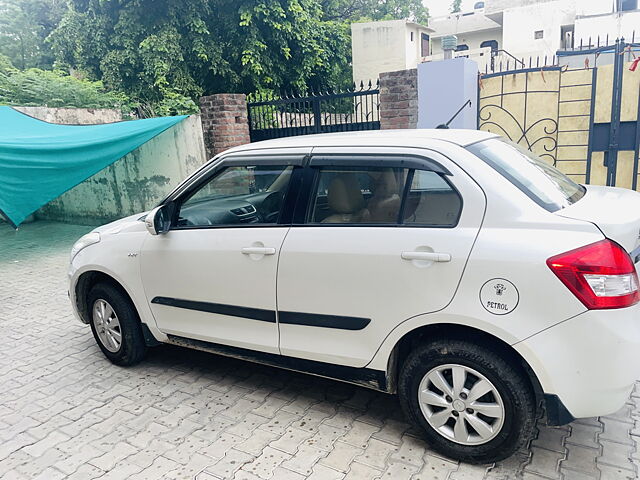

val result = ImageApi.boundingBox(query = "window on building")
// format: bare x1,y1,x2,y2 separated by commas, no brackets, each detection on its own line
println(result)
561,25,574,49
455,44,469,52
619,0,638,11
410,31,414,42
421,33,430,57
480,40,498,53
534,30,544,40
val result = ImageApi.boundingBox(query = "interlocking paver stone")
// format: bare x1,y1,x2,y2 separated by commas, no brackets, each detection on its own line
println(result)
2,220,640,479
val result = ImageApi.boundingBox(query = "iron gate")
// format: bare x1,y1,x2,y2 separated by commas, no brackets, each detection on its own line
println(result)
478,36,640,190
247,83,380,142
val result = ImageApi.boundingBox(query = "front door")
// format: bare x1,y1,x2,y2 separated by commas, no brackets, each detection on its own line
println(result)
276,150,486,367
140,162,298,354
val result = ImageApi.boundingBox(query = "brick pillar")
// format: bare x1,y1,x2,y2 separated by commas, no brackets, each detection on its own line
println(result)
379,69,418,130
199,94,250,158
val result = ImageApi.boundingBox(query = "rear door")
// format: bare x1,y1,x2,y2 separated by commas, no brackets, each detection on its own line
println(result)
276,147,486,367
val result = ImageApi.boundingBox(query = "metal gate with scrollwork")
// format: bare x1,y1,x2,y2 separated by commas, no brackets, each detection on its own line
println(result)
478,37,640,190
247,83,380,142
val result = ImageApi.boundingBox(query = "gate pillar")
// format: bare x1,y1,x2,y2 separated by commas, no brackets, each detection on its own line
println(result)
417,57,478,129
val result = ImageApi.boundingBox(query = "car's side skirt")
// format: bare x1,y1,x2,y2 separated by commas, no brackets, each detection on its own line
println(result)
164,334,389,392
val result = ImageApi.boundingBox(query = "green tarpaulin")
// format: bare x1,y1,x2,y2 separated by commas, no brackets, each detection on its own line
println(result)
0,106,187,228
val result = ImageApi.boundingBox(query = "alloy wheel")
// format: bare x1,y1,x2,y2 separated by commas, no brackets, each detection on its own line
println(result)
92,299,122,353
418,363,505,445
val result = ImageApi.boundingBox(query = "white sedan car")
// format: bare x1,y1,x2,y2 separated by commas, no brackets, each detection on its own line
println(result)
69,130,640,463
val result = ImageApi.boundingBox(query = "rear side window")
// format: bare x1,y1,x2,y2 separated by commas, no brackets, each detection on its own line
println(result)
403,170,462,226
306,165,461,227
467,138,585,212
309,167,407,224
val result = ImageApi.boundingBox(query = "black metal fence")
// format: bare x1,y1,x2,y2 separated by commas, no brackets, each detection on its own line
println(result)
247,82,380,142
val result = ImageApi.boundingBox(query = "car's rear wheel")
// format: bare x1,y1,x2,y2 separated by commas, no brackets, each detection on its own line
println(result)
88,283,147,366
398,339,536,463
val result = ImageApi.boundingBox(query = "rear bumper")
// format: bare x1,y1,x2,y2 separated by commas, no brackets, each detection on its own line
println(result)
514,303,640,419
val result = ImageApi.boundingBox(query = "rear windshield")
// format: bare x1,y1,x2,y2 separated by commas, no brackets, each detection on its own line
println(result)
467,138,585,212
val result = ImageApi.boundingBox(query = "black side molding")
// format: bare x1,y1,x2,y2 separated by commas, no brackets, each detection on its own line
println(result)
544,393,575,426
151,296,371,331
151,297,276,323
279,311,370,330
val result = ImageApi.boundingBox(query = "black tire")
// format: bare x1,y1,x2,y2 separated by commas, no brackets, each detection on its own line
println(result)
87,283,147,366
398,338,536,464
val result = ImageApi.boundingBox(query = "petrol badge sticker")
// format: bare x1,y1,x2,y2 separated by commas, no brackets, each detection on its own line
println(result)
480,278,519,315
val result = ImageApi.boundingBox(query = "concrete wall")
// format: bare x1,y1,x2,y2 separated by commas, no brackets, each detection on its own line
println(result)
502,1,575,58
35,114,207,225
13,106,123,124
2,106,207,225
574,11,640,47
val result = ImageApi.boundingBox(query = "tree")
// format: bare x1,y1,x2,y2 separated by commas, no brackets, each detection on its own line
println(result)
49,0,354,106
0,54,134,110
321,0,428,24
450,0,462,13
0,0,67,69
0,0,431,114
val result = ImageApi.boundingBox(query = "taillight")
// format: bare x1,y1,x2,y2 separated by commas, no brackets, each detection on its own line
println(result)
547,239,639,309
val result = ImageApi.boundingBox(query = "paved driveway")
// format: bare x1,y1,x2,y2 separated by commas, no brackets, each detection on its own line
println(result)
0,221,638,480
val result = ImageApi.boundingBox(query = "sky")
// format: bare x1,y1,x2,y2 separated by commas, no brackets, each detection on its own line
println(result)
424,0,480,18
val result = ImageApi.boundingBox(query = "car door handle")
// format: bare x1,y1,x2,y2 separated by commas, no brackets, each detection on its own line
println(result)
241,247,276,255
401,251,451,262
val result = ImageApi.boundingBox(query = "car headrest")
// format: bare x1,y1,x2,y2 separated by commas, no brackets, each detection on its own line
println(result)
327,173,365,214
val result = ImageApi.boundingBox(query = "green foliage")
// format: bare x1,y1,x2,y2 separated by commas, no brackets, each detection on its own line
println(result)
0,0,430,116
322,0,428,24
0,0,66,69
450,0,462,13
48,0,357,103
152,91,200,116
0,60,130,109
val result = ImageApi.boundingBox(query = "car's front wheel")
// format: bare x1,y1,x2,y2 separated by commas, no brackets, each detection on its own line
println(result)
87,283,147,366
398,338,536,463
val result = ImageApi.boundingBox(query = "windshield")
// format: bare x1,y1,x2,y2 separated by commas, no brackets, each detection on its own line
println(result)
467,138,585,212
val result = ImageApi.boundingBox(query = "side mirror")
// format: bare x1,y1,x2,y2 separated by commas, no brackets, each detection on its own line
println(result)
145,203,173,235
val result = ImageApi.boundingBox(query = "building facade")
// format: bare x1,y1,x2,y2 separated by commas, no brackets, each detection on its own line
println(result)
350,0,640,81
351,19,433,85
428,0,639,68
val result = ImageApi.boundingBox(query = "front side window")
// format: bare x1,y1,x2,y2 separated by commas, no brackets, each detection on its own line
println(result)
177,165,293,227
309,167,407,224
467,138,585,212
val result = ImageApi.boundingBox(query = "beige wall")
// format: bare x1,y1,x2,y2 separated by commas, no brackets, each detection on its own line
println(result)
351,20,430,85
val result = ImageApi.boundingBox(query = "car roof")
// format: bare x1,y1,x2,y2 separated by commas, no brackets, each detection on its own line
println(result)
222,129,498,155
